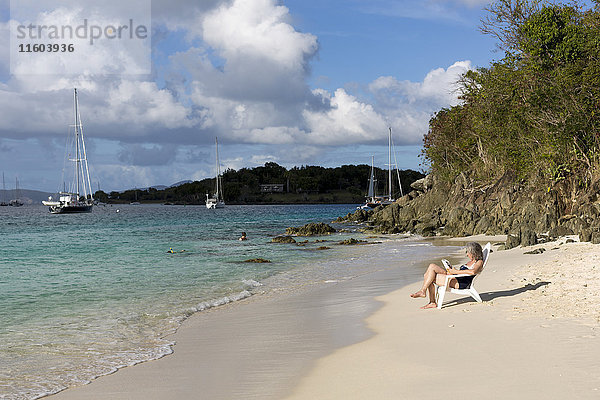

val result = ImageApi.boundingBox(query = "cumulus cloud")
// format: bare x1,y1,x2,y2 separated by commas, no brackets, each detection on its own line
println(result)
300,61,471,147
369,61,471,107
102,81,194,130
365,61,473,144
10,1,151,76
202,0,317,71
303,89,388,145
188,0,318,104
0,0,477,191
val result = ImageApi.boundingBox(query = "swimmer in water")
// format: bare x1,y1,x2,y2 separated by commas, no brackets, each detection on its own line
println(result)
239,232,248,241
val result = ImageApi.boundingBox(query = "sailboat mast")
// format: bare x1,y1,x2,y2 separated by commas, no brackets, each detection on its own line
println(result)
215,137,220,198
74,88,81,199
391,132,404,198
368,156,375,199
76,89,93,202
388,127,392,200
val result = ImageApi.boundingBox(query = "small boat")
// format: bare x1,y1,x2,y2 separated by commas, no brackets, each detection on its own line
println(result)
0,172,8,206
206,137,225,209
359,127,403,209
43,89,94,214
9,177,24,207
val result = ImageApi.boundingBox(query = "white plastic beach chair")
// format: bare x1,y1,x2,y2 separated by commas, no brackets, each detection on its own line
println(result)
435,242,491,309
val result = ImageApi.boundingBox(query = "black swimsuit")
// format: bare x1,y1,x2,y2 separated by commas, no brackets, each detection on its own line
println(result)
456,265,475,289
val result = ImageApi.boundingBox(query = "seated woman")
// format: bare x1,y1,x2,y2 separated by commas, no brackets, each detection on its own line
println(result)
410,242,484,309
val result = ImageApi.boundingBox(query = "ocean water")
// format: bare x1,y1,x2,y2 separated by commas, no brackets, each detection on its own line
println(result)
0,204,456,400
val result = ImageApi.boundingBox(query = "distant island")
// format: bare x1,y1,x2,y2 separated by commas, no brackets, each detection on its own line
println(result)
94,162,425,205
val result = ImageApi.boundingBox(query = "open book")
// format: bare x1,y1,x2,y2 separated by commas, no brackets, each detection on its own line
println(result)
441,259,452,271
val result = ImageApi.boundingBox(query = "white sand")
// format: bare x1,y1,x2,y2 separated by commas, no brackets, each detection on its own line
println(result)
285,239,600,399
48,238,600,399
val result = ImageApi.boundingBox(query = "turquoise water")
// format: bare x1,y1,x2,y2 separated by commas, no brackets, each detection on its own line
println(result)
0,204,360,399
0,204,454,399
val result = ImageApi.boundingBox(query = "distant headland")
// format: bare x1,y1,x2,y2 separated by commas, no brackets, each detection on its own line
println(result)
94,162,424,205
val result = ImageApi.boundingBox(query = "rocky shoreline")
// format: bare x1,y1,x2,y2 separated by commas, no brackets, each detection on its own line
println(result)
336,171,600,248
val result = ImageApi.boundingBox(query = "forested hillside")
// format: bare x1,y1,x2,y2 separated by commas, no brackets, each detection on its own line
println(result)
423,0,600,196
95,162,424,204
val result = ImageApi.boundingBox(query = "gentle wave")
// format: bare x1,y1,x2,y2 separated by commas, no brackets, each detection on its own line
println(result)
0,205,455,400
12,281,263,400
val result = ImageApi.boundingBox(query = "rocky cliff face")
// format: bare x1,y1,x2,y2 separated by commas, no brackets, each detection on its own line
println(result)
338,171,600,247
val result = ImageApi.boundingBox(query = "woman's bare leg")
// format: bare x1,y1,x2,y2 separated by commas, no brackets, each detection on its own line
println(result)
410,263,446,299
427,282,436,303
417,283,438,308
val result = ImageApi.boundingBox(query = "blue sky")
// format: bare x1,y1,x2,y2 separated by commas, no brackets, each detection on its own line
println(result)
1,0,503,192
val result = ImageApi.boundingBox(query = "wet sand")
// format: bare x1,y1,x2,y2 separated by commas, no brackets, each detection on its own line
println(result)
49,237,600,399
48,238,436,400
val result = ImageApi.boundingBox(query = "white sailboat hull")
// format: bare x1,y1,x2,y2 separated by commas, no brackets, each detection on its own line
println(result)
205,198,225,209
47,203,93,214
43,194,93,213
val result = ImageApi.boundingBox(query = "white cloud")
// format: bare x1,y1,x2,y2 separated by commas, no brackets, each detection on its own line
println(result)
0,0,477,191
362,61,474,144
302,88,388,145
103,81,193,130
9,2,151,76
202,0,317,71
171,0,319,105
370,60,471,107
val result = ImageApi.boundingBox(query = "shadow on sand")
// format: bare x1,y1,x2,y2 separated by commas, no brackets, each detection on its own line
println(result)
442,281,550,308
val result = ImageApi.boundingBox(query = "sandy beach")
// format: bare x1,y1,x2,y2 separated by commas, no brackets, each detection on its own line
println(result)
286,237,600,399
48,237,600,399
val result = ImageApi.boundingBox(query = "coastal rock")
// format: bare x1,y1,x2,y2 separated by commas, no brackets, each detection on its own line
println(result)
505,234,520,250
272,236,297,244
338,168,600,242
520,229,537,247
580,228,592,242
336,209,371,223
410,174,433,192
524,248,545,255
285,222,336,236
338,238,367,245
414,220,438,237
549,225,574,239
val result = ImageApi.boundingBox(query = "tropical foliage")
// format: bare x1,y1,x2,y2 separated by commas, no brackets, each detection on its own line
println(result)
96,162,424,204
423,0,600,188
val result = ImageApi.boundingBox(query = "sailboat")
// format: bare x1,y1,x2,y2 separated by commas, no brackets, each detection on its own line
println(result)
9,177,24,207
359,127,404,209
0,172,8,206
42,88,94,214
205,137,225,209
